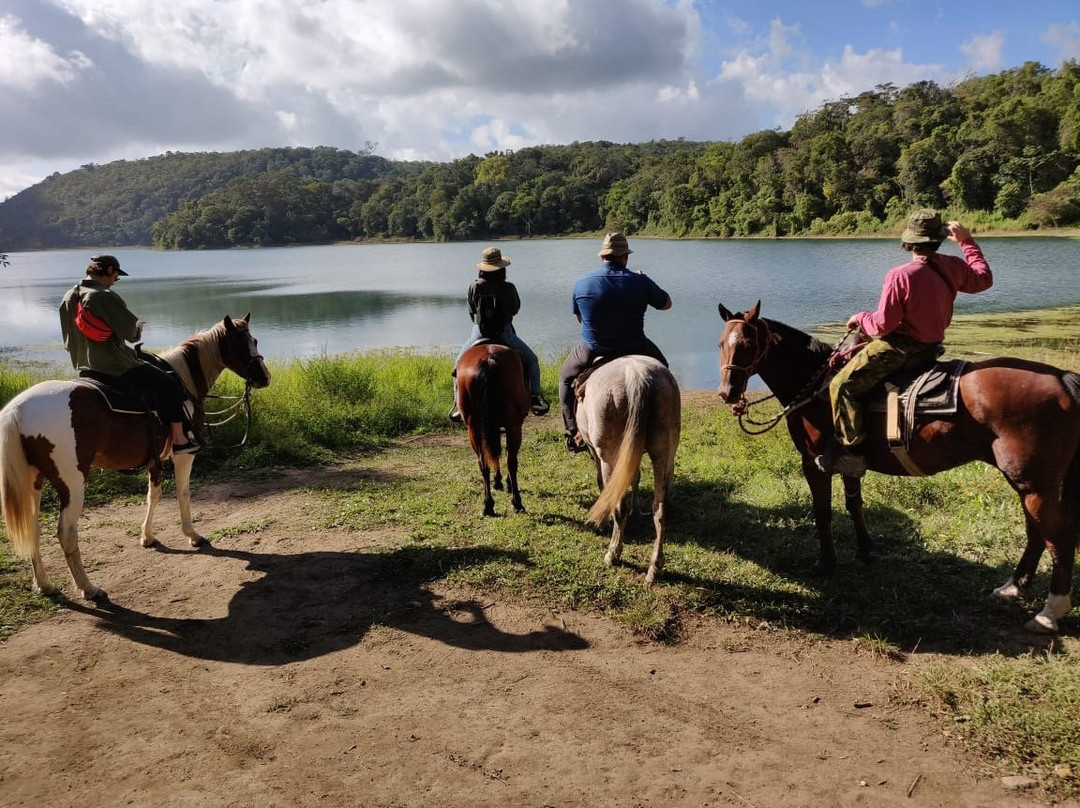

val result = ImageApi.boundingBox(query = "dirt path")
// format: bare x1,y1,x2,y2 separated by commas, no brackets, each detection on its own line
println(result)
0,464,1068,808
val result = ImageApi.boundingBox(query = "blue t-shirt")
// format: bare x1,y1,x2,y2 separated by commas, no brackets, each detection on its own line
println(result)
572,262,669,352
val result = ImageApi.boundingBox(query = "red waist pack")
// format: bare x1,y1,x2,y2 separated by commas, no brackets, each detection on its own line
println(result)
75,300,114,342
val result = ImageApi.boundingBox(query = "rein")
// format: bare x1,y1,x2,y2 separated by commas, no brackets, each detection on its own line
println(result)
725,319,851,435
203,381,255,448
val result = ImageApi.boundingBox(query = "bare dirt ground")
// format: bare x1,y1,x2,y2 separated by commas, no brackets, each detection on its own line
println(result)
0,457,1072,808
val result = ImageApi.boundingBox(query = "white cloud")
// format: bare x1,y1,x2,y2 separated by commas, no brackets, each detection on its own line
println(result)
1043,22,1080,61
0,14,92,88
960,32,1005,72
718,36,939,125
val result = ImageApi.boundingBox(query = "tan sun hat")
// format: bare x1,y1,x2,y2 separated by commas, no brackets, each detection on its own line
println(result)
901,209,949,244
476,246,511,271
599,232,632,257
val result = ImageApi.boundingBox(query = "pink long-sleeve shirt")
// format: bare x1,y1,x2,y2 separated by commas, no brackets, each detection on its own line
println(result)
852,241,992,344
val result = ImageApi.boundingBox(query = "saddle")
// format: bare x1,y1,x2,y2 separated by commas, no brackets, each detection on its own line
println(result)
865,357,968,475
76,372,161,416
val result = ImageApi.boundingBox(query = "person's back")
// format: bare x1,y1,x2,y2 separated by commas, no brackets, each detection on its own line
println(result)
559,233,672,452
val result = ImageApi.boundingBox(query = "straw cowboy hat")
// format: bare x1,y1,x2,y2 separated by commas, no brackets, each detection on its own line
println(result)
476,246,511,271
599,232,632,257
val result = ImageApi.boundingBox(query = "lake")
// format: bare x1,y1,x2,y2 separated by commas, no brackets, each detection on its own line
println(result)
3,236,1078,390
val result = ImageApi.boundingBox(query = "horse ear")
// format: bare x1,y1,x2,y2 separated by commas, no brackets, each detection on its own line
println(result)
718,303,734,322
241,313,251,324
747,300,761,321
223,315,235,331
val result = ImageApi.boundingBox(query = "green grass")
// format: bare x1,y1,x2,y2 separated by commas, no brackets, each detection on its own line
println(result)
2,308,1080,795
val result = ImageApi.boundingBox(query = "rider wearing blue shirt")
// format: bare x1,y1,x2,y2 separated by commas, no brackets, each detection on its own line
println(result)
559,233,672,451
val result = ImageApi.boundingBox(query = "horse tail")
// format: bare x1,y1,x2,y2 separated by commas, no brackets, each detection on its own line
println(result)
478,357,503,470
1062,372,1080,530
0,404,39,559
588,364,650,526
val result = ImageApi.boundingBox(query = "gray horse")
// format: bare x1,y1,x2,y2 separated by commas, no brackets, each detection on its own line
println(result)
576,356,681,584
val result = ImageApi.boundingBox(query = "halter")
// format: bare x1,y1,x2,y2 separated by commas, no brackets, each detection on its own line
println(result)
722,317,849,436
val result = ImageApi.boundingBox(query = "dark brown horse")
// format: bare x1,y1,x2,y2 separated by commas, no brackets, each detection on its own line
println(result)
455,342,529,517
0,315,271,601
716,301,1080,633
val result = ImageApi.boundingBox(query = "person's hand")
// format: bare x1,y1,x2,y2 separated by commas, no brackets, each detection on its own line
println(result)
846,315,861,331
946,221,971,243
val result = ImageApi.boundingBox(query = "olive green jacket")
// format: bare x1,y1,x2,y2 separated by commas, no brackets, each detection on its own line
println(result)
59,280,143,375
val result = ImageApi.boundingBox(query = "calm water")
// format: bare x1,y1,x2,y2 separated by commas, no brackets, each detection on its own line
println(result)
3,237,1078,390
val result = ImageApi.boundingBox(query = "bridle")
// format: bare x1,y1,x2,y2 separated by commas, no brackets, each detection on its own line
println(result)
721,316,845,435
203,331,266,448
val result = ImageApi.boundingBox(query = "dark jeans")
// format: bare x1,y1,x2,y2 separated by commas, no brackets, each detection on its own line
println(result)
121,362,187,423
558,338,668,432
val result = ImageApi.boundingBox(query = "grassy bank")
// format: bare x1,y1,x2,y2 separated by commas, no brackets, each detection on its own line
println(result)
2,306,1080,795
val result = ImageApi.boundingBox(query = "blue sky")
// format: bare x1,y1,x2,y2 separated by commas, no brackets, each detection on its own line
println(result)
1,0,1077,200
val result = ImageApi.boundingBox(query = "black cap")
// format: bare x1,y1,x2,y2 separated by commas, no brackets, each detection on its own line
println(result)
90,254,128,276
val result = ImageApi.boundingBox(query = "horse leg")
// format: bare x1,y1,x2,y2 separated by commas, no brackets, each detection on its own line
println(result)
803,455,837,573
506,428,524,513
842,476,872,562
480,460,495,517
1009,491,1073,634
140,472,162,549
993,509,1046,601
26,484,57,596
644,460,671,585
599,459,628,567
56,481,103,600
172,453,206,547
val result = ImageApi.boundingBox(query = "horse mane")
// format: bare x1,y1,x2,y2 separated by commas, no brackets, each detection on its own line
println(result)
159,320,230,399
763,317,833,363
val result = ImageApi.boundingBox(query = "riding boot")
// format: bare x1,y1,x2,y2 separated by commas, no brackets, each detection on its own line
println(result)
813,436,866,477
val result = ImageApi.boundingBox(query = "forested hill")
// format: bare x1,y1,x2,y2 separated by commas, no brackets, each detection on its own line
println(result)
3,61,1079,251
0,146,421,250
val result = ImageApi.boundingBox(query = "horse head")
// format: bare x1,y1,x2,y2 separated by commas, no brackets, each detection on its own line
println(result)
717,300,768,412
221,314,271,389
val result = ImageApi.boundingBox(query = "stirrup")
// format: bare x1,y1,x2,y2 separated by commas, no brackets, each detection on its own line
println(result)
530,394,550,416
564,431,588,454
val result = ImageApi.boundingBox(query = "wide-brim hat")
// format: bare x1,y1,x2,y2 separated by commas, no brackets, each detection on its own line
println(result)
476,246,511,271
599,232,632,257
901,209,949,244
91,254,128,275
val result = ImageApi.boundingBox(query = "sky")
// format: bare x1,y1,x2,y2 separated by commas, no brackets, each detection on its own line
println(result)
2,0,1079,201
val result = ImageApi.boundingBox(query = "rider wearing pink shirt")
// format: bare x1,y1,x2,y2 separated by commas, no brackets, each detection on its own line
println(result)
817,209,993,475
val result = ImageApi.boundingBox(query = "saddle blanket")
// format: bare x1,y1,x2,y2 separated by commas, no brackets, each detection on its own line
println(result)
75,373,156,416
866,358,967,416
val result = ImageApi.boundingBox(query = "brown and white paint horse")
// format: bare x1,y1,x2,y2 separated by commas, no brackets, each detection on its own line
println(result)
577,355,681,584
0,314,270,600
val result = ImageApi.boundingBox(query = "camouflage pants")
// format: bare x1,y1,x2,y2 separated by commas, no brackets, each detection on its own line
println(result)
828,334,932,447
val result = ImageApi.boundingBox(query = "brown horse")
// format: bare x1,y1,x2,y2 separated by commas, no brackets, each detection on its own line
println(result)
716,301,1080,633
0,315,271,600
455,342,529,517
576,355,681,584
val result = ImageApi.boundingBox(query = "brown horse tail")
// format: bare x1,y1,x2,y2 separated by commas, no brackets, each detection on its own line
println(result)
587,367,650,526
477,357,503,470
0,405,39,559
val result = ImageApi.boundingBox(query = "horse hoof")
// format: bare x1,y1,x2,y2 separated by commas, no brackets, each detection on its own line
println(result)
190,535,208,548
141,536,158,549
1025,614,1059,634
992,580,1022,599
86,587,109,602
644,569,659,586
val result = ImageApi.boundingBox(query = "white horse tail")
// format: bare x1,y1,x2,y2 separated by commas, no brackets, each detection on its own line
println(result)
588,365,649,526
0,404,39,559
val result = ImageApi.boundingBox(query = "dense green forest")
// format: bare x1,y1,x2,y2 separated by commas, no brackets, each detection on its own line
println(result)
2,61,1078,251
